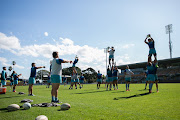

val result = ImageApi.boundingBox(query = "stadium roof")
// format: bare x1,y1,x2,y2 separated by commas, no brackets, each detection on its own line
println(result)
117,57,180,70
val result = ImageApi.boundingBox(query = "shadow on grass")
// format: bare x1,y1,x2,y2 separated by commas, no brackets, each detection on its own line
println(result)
0,96,22,99
113,92,152,100
138,89,149,91
72,90,108,94
111,91,126,93
58,109,69,111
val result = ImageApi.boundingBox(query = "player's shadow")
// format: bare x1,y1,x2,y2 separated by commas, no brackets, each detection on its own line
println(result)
111,91,126,93
72,90,108,94
113,92,151,100
138,89,149,91
58,109,69,111
0,96,22,99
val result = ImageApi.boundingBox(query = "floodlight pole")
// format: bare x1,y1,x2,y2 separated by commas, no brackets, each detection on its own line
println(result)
169,30,172,58
104,47,109,75
165,24,173,59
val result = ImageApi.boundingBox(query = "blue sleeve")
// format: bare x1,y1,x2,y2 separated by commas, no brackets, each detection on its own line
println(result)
35,67,37,69
56,59,63,64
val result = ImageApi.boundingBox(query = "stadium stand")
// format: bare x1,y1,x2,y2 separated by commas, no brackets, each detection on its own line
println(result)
118,57,180,83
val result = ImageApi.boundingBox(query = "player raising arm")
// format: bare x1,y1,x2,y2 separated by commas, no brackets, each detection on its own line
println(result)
28,63,45,96
51,51,72,103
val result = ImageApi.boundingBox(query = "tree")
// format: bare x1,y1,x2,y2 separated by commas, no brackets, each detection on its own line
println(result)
62,67,81,76
36,70,50,80
82,67,97,83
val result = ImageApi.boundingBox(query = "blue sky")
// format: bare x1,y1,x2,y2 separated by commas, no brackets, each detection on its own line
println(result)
0,0,180,79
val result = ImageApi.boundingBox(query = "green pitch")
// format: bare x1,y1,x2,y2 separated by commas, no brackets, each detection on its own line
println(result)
0,83,179,120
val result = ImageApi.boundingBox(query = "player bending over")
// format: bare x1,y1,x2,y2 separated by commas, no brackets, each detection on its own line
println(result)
12,71,22,92
97,70,102,89
51,51,72,103
144,34,157,62
124,65,134,91
28,63,45,96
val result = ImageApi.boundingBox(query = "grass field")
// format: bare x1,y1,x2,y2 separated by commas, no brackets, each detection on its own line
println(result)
0,83,180,120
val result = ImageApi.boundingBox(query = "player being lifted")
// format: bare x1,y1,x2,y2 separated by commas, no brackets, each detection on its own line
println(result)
108,47,115,68
72,55,79,70
144,34,157,62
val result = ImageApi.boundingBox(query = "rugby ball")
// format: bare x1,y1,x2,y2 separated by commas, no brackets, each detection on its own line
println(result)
35,115,48,120
7,104,20,111
23,103,31,110
60,103,71,110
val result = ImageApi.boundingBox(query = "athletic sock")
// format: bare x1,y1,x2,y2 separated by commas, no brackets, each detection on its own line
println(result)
151,83,153,90
128,84,129,89
126,84,128,90
117,86,118,89
55,97,58,101
52,96,55,101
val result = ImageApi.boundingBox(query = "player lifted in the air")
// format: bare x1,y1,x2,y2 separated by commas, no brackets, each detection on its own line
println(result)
108,47,115,68
144,34,157,62
72,55,79,70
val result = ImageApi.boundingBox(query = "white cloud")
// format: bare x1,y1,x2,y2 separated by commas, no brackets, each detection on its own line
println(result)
122,44,135,49
44,32,48,36
0,57,8,63
0,32,21,50
0,57,24,69
0,32,134,75
15,64,25,69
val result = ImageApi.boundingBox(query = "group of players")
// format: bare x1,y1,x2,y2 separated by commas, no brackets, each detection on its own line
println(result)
0,34,159,103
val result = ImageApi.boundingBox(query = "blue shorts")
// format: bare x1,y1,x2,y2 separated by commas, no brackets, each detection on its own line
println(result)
1,80,6,86
80,80,84,84
51,75,62,83
75,79,79,83
72,64,75,67
108,77,113,82
10,82,14,85
71,79,75,83
97,79,102,83
147,74,155,81
106,79,109,83
109,55,114,59
14,80,18,85
125,77,131,82
113,77,118,81
149,48,156,56
47,80,51,83
29,77,36,84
